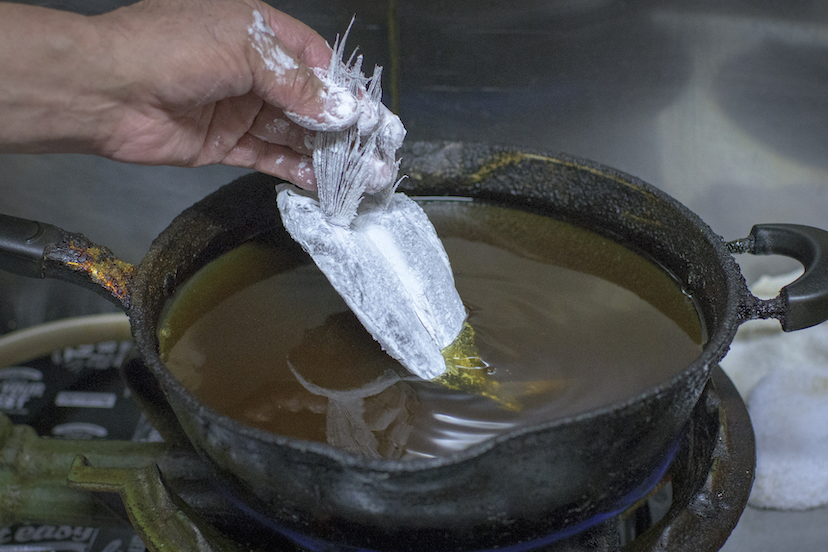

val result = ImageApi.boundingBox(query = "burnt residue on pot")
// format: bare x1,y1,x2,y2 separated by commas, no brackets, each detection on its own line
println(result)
42,229,135,311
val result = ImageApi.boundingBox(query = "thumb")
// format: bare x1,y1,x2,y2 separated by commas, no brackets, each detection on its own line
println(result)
247,11,359,132
283,75,361,132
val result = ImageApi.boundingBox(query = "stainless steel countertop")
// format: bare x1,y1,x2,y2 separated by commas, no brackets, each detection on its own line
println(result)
2,1,828,549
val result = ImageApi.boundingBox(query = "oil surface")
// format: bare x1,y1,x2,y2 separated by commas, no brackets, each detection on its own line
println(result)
158,200,704,460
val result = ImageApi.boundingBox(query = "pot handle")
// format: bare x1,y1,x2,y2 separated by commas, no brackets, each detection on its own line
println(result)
0,213,134,311
729,223,828,331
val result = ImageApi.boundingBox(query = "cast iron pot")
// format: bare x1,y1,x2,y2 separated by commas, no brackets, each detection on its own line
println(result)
2,142,828,551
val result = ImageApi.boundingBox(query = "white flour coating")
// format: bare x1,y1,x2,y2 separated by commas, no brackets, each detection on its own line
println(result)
306,22,407,225
294,157,314,186
283,84,359,132
359,106,406,195
283,64,359,132
265,118,290,135
296,158,311,176
375,105,406,156
278,189,466,379
248,11,298,78
360,153,394,195
356,94,380,136
311,66,364,125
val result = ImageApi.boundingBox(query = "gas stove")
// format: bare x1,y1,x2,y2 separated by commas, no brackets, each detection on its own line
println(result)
0,323,753,552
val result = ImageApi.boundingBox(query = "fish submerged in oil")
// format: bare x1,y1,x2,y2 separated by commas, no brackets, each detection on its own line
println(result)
158,200,704,460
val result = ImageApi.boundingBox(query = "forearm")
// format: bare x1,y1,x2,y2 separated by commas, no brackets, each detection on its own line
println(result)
0,3,116,154
0,0,366,187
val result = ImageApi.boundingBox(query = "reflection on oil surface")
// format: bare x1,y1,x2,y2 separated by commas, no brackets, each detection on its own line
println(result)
158,200,704,459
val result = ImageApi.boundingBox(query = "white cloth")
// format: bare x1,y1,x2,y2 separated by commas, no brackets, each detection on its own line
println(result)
746,366,828,509
720,270,828,510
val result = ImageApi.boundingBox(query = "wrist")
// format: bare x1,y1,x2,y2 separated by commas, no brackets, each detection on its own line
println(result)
0,3,122,155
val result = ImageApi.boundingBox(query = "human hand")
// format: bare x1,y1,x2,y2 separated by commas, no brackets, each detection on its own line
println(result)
95,0,367,189
0,0,372,190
